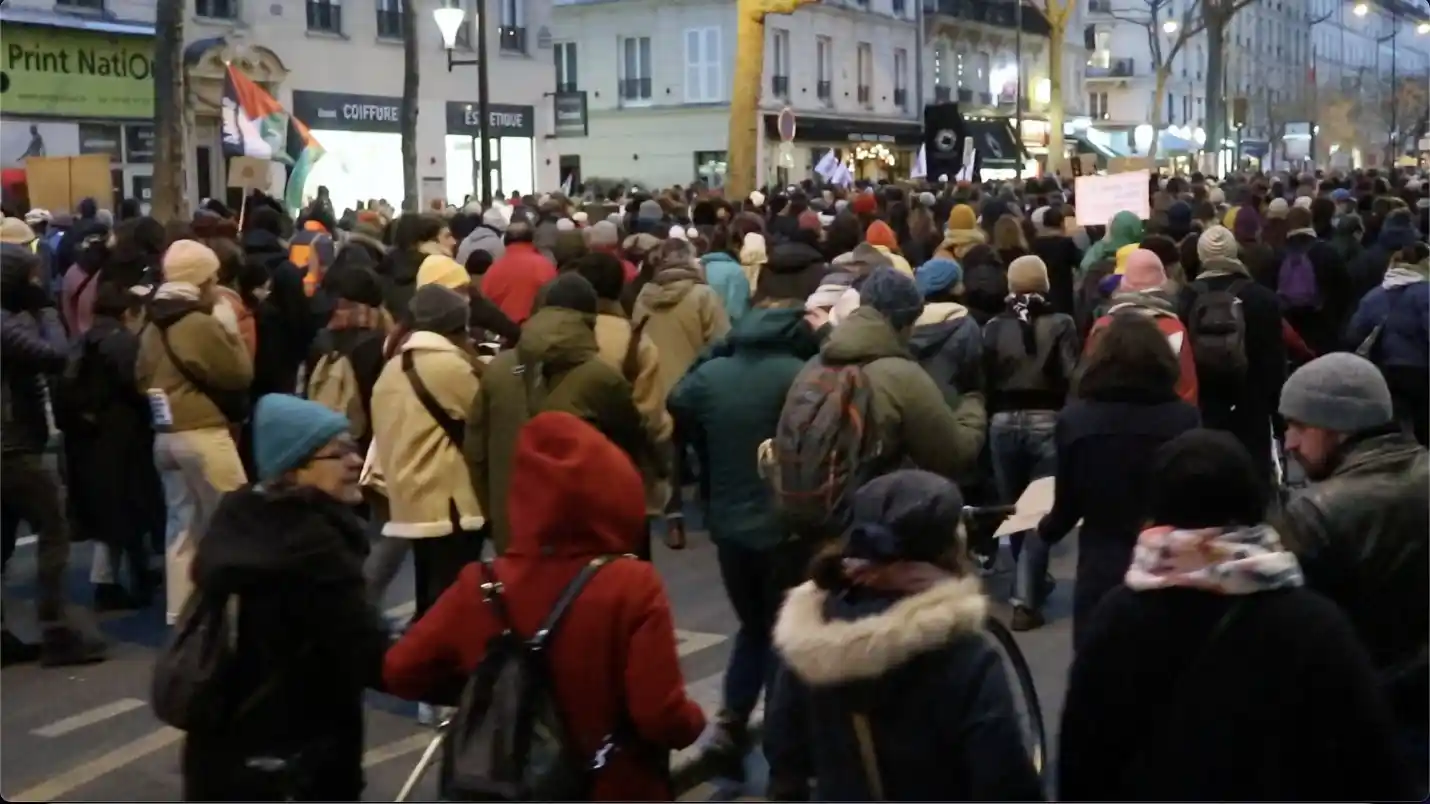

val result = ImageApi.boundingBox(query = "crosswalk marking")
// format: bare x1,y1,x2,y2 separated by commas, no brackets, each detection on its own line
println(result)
32,698,147,738
362,733,436,768
676,629,729,657
7,726,183,803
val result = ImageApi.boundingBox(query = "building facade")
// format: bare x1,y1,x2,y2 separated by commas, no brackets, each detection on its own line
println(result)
549,0,923,190
1081,0,1429,169
1,0,561,213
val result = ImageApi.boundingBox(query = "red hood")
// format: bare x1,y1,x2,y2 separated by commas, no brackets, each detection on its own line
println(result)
506,412,645,558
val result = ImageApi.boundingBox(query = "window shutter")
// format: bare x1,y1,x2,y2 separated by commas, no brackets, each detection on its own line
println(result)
639,37,651,88
686,29,702,101
569,44,578,89
704,27,721,102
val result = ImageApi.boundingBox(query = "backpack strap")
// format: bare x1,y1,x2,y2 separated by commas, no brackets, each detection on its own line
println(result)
622,317,649,384
529,555,623,650
851,712,886,800
402,349,465,449
156,323,247,423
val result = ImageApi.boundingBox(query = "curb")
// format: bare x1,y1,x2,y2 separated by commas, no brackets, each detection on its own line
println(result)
670,719,765,798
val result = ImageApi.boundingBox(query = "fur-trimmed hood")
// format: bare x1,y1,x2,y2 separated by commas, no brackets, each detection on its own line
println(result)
773,577,988,686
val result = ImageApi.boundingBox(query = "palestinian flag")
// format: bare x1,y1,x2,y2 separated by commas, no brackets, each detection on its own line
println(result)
220,64,324,213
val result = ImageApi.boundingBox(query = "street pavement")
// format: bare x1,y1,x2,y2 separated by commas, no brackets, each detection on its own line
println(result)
1,508,1079,802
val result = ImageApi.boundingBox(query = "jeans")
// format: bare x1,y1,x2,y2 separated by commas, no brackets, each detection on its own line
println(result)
717,539,811,720
0,451,71,624
155,428,247,623
989,410,1058,610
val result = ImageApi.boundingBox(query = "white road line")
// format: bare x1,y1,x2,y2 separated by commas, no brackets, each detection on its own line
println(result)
7,726,183,803
16,535,37,547
384,600,416,620
362,733,435,768
675,629,729,658
32,698,147,738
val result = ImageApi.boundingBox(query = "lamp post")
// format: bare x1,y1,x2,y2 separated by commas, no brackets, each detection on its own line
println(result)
435,2,493,207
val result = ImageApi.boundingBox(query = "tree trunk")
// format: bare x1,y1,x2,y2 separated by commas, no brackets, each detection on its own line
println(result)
151,0,186,223
400,0,420,213
726,3,766,202
1203,13,1227,174
1046,21,1066,175
1147,68,1168,161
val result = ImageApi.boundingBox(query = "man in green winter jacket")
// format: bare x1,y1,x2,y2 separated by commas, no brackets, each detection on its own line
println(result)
667,301,822,779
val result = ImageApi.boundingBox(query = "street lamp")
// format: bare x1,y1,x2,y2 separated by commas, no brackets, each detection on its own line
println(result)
1162,19,1178,35
1353,3,1369,17
434,2,493,207
1418,22,1430,35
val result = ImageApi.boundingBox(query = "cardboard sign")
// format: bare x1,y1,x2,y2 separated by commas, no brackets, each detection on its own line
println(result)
1078,154,1098,176
24,153,111,213
1108,156,1152,174
1074,169,1151,228
227,156,269,189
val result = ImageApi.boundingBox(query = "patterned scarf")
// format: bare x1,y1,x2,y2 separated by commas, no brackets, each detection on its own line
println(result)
328,299,385,332
1125,524,1305,595
1007,292,1050,355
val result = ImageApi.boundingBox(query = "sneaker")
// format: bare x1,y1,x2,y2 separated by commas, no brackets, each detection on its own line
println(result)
1009,605,1046,632
39,627,107,668
704,709,750,782
93,583,140,613
663,518,688,550
1,629,41,667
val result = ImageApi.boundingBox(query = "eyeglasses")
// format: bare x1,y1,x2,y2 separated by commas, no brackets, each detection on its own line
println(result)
307,439,359,463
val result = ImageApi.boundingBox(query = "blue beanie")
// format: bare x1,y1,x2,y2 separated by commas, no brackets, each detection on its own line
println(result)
253,394,351,483
1330,188,1352,203
915,256,963,298
859,266,924,330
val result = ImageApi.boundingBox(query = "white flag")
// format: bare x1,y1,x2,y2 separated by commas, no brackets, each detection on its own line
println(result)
910,144,927,179
561,173,573,196
814,149,839,180
834,164,855,187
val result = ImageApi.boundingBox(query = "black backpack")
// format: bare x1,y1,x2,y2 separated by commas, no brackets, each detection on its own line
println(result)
1185,279,1250,385
151,589,280,733
443,555,631,802
52,333,112,434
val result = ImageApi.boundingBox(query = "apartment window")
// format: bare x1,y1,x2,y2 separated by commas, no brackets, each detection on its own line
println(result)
620,36,653,104
376,0,403,39
685,27,723,103
1182,94,1190,123
55,0,105,9
975,51,991,89
816,36,833,104
893,48,908,110
196,0,237,18
771,28,790,98
856,42,873,107
933,43,947,87
307,0,341,33
1089,91,1109,119
892,0,906,15
554,42,578,93
1092,28,1111,69
500,0,527,53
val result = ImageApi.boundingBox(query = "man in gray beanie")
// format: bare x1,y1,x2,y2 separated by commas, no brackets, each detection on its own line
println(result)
1277,352,1427,780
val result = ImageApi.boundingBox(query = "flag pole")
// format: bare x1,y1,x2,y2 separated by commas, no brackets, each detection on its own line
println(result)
238,193,248,230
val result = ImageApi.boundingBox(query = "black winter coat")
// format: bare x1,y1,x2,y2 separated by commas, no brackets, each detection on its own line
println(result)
756,241,829,305
960,245,1008,325
1,279,67,455
982,308,1079,414
1037,393,1200,649
766,578,1044,802
1030,234,1081,316
1176,263,1287,483
1060,585,1415,801
243,230,315,397
183,486,390,801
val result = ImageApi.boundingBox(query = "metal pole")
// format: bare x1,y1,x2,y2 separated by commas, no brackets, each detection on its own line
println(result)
477,0,493,207
1389,29,1398,161
1014,0,1024,179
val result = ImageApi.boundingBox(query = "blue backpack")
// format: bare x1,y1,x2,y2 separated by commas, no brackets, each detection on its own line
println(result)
1277,247,1320,310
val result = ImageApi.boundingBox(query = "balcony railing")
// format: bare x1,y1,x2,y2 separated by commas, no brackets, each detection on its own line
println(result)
1088,0,1112,11
893,88,908,109
376,8,403,39
817,80,832,102
959,87,975,103
1086,58,1135,78
924,0,1052,38
772,75,790,97
857,85,871,106
619,77,652,101
307,0,342,32
556,81,578,94
500,26,527,53
934,85,952,102
196,0,237,18
977,90,993,105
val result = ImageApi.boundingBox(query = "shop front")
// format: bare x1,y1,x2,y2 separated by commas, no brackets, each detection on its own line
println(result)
0,18,157,210
760,114,922,184
444,102,537,204
289,90,408,210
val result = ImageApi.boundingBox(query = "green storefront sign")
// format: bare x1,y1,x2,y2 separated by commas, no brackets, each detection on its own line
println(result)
1,24,155,118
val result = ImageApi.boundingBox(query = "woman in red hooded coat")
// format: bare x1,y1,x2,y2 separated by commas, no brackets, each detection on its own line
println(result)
382,411,706,800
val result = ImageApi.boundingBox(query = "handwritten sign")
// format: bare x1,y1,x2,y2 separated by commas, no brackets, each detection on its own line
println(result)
227,156,269,189
1074,169,1150,228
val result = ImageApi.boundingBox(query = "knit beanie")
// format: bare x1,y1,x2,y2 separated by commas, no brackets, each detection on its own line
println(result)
482,207,509,231
416,254,470,290
1148,429,1268,529
253,394,351,483
1113,243,1140,275
947,204,977,232
918,191,937,209
1007,255,1050,295
555,218,576,232
1266,197,1290,219
1120,248,1168,293
543,272,599,316
851,193,878,217
163,239,221,286
915,256,963,298
1208,187,1226,206
1293,196,1313,210
749,190,766,210
798,210,823,232
588,220,620,249
409,283,470,335
637,199,664,221
865,220,899,251
0,217,35,245
1279,353,1394,434
858,266,924,330
845,470,965,563
1165,200,1193,231
552,230,589,268
1197,225,1240,264
1232,204,1262,242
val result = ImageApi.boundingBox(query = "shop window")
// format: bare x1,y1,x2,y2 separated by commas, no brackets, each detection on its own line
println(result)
196,0,237,19
307,0,341,33
694,150,727,188
376,0,404,40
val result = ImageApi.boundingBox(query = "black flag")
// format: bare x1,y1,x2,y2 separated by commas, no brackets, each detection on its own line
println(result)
923,102,966,182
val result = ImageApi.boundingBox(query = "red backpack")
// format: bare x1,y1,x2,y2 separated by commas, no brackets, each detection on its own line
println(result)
1086,304,1199,406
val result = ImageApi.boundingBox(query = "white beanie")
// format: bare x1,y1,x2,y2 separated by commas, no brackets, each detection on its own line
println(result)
668,224,689,241
572,211,589,225
1293,196,1313,210
749,190,766,209
556,217,576,231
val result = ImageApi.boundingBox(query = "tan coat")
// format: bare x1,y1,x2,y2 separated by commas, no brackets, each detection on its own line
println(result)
135,302,253,432
592,302,672,444
370,331,484,538
631,268,731,400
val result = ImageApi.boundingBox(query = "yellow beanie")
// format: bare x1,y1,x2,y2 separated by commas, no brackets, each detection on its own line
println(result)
1113,243,1140,275
416,254,470,290
1221,207,1240,230
947,204,977,232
